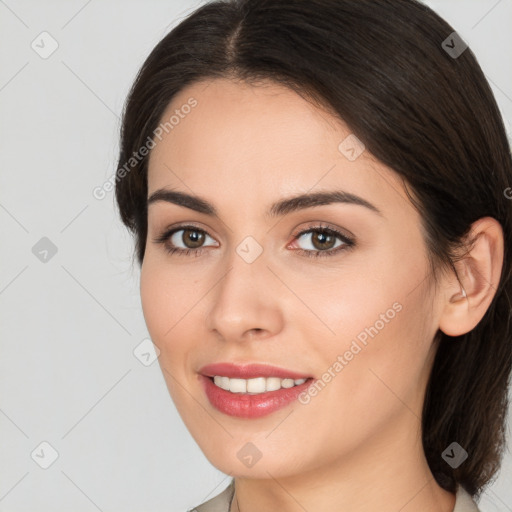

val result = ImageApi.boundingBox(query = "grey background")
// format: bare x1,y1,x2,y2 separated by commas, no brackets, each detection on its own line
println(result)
0,1,511,511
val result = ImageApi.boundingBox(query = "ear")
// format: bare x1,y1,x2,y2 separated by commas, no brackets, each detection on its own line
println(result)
438,217,504,337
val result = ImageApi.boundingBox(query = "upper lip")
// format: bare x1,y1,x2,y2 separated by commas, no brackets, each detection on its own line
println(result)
199,362,312,380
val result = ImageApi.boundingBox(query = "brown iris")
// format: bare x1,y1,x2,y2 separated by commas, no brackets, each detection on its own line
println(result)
182,229,205,248
310,231,336,251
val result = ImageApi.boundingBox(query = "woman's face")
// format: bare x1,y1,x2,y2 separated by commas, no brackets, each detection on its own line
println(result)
141,77,445,478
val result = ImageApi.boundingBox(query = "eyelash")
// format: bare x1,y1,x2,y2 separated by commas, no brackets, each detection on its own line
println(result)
153,222,355,259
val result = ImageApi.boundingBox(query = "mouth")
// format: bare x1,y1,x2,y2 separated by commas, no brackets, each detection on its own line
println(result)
199,361,313,380
207,375,313,395
198,362,315,418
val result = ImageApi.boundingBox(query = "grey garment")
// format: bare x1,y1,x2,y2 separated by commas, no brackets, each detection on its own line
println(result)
188,479,234,512
188,478,481,512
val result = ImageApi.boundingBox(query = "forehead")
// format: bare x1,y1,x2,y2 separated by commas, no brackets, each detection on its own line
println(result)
149,78,344,165
146,77,409,215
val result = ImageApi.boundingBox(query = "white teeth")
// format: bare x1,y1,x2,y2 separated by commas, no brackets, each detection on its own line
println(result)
212,376,309,394
229,378,247,393
281,378,295,388
246,377,266,393
266,377,282,391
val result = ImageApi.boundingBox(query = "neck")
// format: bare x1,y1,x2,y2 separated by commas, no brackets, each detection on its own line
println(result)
230,414,456,512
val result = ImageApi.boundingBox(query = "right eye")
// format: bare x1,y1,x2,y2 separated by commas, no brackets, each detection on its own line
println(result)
153,225,219,256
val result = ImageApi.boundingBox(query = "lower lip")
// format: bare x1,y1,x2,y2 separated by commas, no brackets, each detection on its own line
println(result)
199,375,314,418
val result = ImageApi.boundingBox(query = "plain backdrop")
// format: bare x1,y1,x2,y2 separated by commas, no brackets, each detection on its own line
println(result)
1,1,511,511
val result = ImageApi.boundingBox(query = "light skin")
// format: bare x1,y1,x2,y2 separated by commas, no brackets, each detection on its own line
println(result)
141,77,504,512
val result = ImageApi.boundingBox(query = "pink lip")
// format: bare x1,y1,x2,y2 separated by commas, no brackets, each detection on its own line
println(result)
199,362,312,380
198,362,315,418
199,375,314,418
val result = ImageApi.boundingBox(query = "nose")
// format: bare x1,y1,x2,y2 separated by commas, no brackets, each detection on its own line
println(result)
204,245,284,343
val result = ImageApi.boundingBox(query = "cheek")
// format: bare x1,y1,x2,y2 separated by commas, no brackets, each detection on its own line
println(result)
312,264,403,354
140,259,190,350
313,253,434,403
140,263,168,339
312,235,425,343
140,261,197,406
326,286,434,416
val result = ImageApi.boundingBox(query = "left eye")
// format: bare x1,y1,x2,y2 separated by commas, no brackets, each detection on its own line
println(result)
167,228,217,250
288,226,355,258
293,229,345,252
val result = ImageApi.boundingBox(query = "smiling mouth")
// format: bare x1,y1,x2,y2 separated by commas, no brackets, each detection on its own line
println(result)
207,375,313,395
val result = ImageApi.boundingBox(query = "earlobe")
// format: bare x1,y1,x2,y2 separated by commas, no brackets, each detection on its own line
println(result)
438,217,504,337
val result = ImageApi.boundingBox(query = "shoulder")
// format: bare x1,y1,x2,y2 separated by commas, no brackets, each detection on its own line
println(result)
453,485,481,512
187,479,235,512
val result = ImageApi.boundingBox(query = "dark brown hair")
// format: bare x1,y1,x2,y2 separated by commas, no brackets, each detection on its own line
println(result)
115,0,512,498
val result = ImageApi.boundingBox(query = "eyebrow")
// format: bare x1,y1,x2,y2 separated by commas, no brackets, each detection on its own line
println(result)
147,188,383,218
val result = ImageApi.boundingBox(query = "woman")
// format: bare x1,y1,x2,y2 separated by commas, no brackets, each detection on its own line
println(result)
114,0,511,510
